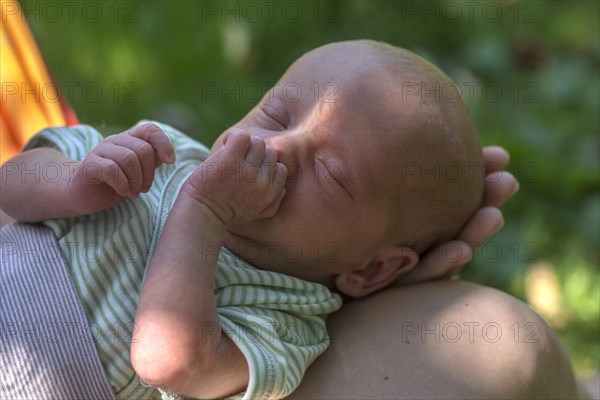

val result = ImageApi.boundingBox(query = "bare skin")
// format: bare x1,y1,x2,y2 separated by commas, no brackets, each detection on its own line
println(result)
0,132,586,399
212,41,484,296
0,40,587,399
288,147,587,400
289,280,586,400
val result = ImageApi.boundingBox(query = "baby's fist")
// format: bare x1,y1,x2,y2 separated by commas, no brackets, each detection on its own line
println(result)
67,123,175,214
183,130,287,225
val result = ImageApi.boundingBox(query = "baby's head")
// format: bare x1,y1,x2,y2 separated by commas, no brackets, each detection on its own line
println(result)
214,40,483,297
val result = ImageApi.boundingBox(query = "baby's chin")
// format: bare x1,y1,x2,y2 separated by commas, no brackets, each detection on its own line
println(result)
221,228,276,269
222,228,317,274
221,229,250,255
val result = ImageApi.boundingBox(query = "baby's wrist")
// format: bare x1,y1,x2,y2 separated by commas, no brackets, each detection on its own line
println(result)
178,183,232,228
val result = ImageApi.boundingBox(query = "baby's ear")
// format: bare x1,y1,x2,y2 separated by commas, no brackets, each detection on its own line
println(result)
335,246,419,298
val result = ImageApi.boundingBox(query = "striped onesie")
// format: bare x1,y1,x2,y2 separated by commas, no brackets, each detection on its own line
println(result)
22,121,343,399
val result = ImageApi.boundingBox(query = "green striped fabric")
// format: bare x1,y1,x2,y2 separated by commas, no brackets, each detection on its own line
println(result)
22,122,343,399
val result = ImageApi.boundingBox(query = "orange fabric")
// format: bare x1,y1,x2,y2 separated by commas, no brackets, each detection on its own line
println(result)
0,0,77,165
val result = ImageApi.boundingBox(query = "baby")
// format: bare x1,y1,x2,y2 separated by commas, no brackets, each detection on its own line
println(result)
0,40,483,399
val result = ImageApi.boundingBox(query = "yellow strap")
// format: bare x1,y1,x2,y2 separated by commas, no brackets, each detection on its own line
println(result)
0,0,69,164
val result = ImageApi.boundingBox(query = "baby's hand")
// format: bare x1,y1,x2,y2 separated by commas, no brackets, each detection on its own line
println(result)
182,129,288,225
67,123,175,215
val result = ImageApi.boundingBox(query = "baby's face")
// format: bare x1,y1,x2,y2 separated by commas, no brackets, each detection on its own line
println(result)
211,43,424,286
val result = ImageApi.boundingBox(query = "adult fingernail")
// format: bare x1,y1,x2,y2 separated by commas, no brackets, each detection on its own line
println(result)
493,218,505,234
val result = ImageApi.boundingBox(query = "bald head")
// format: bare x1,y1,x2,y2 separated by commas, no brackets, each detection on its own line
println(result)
319,40,484,254
215,39,484,291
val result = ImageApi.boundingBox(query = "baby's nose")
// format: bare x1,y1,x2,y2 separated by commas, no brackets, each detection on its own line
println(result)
266,142,300,183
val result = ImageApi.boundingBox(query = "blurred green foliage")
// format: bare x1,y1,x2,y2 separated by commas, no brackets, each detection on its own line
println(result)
22,0,598,378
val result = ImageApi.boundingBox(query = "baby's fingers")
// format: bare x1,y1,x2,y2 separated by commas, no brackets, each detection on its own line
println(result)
259,188,287,219
109,135,158,193
260,147,285,188
223,129,252,159
95,143,143,196
245,136,266,165
260,153,288,219
83,154,131,197
271,162,288,192
126,123,176,165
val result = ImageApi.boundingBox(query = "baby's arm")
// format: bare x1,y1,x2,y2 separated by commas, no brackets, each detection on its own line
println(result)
1,148,80,221
0,124,175,222
131,130,287,398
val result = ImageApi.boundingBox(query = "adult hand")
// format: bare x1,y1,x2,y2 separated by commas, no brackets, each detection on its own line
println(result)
395,146,519,285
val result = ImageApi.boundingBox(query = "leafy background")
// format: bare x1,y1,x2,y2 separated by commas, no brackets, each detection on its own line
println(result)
22,0,599,380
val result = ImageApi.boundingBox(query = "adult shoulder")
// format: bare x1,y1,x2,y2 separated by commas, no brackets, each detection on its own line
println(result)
290,280,586,399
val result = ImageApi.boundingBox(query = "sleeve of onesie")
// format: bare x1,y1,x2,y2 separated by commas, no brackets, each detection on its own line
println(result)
22,120,211,164
21,124,104,161
19,125,105,238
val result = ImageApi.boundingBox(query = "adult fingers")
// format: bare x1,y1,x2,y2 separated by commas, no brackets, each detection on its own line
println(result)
456,206,504,251
399,241,473,285
482,171,519,208
439,208,505,278
397,208,504,285
483,146,510,174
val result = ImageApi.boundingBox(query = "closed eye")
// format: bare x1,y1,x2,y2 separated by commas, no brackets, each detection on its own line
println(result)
258,104,287,130
315,158,353,199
